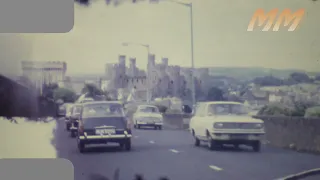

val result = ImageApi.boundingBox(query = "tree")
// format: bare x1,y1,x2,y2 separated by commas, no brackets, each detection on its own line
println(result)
81,83,103,98
53,87,77,103
253,76,283,86
226,94,243,102
42,83,59,99
207,87,224,101
289,72,313,83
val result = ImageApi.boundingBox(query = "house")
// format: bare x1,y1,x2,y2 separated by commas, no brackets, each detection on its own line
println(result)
269,91,286,103
241,90,269,107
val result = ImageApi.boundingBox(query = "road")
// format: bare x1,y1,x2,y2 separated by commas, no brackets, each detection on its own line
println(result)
53,119,320,180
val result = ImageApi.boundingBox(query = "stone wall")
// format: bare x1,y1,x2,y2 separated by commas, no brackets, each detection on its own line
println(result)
253,115,320,153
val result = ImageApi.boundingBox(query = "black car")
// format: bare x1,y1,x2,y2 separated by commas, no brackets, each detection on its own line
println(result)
76,101,132,153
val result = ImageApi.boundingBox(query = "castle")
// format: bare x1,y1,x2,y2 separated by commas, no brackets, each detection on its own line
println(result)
103,54,210,101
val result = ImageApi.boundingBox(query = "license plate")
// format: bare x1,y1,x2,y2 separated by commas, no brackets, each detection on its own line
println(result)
230,134,248,139
95,129,115,135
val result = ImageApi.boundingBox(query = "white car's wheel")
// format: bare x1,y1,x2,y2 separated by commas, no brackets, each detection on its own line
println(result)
207,135,215,150
192,130,200,146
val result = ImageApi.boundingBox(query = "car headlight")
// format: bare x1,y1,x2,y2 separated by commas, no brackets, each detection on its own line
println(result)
213,123,224,129
255,123,264,129
156,118,163,122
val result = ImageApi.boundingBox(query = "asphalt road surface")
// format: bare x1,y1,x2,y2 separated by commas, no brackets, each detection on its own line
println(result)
53,119,320,180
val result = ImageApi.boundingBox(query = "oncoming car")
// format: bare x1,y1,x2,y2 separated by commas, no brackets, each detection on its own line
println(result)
189,101,265,152
64,103,75,131
69,104,82,137
133,105,163,130
76,101,132,153
58,103,73,117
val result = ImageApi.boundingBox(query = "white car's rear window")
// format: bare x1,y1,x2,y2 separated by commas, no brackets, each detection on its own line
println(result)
208,104,248,115
138,106,159,113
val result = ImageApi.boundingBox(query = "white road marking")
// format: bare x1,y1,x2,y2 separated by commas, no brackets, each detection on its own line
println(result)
149,141,155,144
134,136,139,138
209,165,223,171
169,149,180,153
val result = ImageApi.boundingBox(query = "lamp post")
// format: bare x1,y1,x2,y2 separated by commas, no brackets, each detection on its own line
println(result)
122,42,151,103
151,0,196,106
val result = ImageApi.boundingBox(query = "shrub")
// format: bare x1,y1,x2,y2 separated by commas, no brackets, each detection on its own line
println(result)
258,103,295,116
305,106,320,118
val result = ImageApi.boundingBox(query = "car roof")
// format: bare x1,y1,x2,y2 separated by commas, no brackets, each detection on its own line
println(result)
82,101,123,106
71,104,82,108
137,104,158,108
206,101,243,105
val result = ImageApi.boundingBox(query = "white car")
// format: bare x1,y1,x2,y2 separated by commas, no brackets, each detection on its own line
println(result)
133,105,163,130
189,101,265,152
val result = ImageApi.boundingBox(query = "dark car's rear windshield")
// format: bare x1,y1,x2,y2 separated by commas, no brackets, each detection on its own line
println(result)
83,117,126,129
82,103,124,118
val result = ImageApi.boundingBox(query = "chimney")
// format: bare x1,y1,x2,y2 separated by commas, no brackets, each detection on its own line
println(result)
118,55,126,66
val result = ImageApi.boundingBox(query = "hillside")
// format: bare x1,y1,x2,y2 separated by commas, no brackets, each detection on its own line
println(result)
67,67,319,82
208,67,319,80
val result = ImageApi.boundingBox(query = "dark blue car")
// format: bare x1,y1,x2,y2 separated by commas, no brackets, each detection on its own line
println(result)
76,101,132,153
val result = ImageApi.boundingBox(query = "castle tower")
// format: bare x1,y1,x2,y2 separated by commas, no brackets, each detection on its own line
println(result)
161,57,168,68
129,57,137,77
118,55,126,66
148,54,155,68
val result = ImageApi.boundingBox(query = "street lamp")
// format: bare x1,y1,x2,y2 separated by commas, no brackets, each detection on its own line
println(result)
122,42,151,103
150,0,196,107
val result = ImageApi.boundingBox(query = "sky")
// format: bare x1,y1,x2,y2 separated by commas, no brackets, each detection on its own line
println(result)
0,0,319,76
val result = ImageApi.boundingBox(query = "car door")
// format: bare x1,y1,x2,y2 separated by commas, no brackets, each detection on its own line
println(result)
189,104,199,131
190,103,205,137
196,103,208,137
201,104,215,135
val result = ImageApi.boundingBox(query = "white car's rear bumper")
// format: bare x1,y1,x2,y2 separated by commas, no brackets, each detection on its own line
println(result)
136,121,163,125
211,133,265,141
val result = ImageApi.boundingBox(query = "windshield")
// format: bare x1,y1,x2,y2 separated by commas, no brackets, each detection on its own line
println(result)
208,104,248,115
83,116,127,129
82,103,124,118
138,106,159,113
